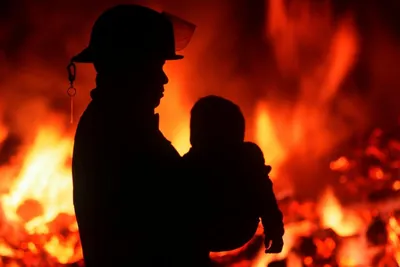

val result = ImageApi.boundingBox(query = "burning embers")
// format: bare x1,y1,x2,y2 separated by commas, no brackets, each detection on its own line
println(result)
210,124,400,266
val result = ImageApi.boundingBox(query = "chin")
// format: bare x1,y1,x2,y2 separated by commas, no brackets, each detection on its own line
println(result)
153,98,162,108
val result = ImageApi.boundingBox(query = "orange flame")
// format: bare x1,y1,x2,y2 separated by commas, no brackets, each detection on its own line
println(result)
266,0,360,160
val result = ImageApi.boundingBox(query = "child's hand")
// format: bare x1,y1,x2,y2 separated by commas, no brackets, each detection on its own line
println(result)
264,235,283,254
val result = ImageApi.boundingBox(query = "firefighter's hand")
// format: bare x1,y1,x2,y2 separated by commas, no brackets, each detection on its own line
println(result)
264,235,284,254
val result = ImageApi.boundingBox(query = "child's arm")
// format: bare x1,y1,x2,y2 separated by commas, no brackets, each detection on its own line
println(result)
242,142,284,253
258,172,285,253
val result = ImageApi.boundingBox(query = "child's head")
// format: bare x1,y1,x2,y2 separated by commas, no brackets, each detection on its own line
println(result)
190,95,245,147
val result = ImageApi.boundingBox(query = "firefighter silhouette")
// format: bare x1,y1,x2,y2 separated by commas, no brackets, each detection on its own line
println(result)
70,5,201,267
182,95,285,253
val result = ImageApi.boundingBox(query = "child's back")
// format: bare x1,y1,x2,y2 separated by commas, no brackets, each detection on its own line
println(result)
183,143,260,251
183,95,284,252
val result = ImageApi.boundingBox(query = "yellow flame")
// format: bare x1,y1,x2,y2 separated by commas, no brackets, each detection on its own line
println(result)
254,102,286,178
2,126,74,234
0,125,76,263
388,216,400,264
318,187,364,237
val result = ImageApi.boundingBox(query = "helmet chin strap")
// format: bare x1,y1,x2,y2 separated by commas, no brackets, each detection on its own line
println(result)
67,61,77,124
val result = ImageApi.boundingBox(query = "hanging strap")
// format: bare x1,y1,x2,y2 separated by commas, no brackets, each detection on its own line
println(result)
67,62,77,124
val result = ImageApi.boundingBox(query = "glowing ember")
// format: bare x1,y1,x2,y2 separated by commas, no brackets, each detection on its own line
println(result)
330,156,351,172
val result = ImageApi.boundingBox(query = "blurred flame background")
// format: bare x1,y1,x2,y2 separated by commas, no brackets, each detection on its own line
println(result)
1,0,400,198
0,0,400,265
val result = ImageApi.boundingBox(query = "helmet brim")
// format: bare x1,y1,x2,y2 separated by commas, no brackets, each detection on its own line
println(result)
71,47,184,63
71,48,93,63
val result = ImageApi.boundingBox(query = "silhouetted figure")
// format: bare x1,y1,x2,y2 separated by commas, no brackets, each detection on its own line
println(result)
71,5,200,267
182,95,284,254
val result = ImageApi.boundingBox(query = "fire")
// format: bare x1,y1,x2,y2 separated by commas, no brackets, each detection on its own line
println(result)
388,216,400,264
0,0,399,266
0,125,7,145
0,122,79,264
330,156,351,172
2,126,74,233
252,221,317,267
158,64,191,156
266,0,360,161
0,105,289,266
318,187,364,237
336,235,368,267
254,102,286,178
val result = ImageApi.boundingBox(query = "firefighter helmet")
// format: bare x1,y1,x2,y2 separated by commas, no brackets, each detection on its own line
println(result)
72,4,196,63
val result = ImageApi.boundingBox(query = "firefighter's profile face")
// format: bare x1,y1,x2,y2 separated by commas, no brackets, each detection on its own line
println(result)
136,59,168,108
